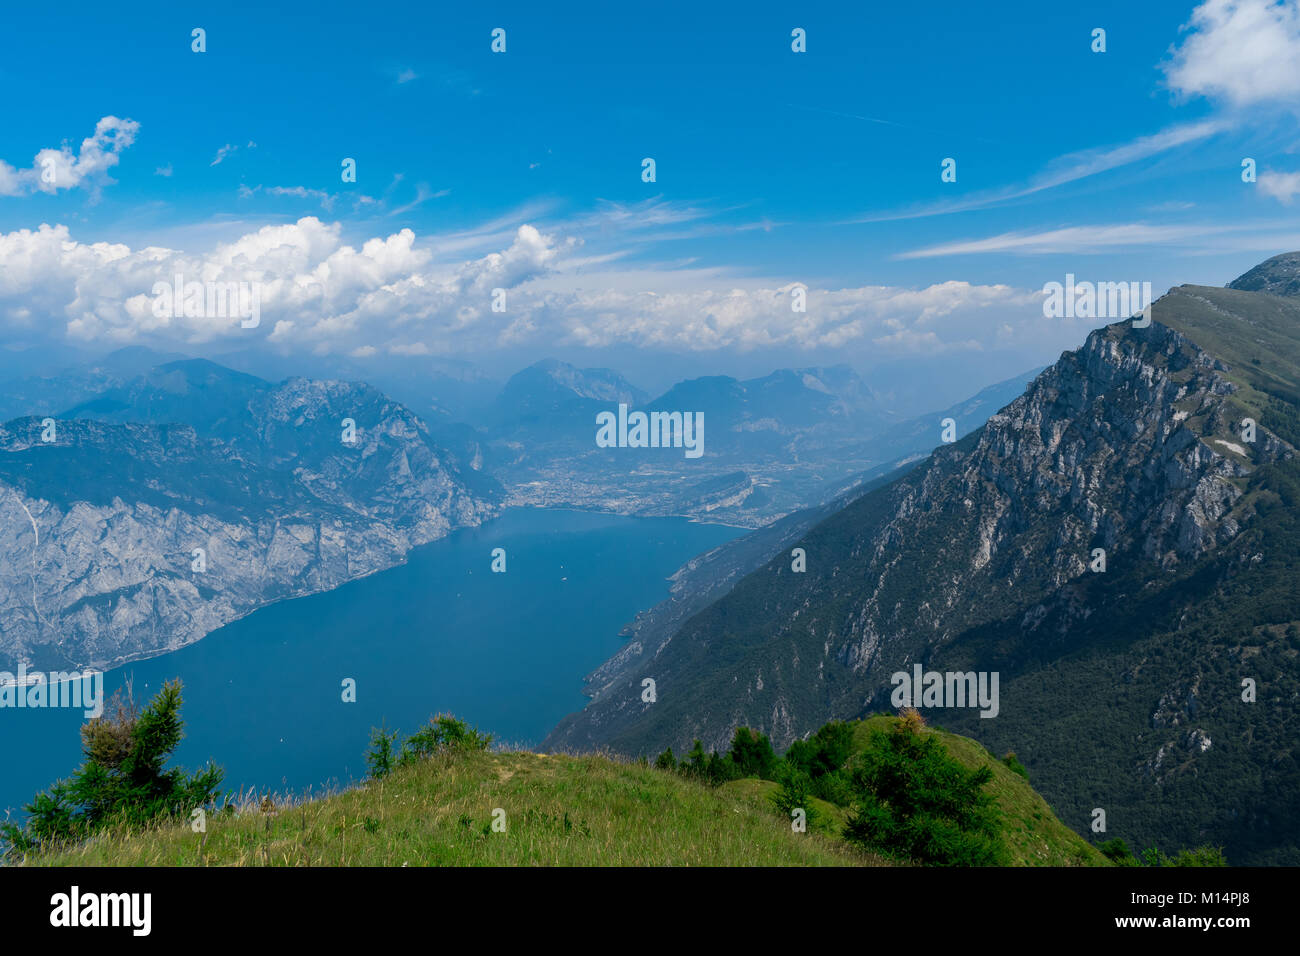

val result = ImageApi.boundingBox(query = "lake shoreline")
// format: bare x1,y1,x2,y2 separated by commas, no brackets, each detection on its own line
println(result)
2,508,743,815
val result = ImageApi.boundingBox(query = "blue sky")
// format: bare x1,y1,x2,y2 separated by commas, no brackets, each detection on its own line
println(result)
2,0,1299,401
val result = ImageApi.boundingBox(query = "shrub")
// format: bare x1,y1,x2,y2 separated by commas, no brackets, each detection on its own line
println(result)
808,721,855,776
366,726,398,779
785,739,815,776
681,739,710,780
705,751,740,785
811,771,854,807
1002,752,1029,780
0,680,224,856
1166,845,1228,867
772,768,819,829
399,714,493,764
843,713,1007,866
368,714,493,779
654,747,677,771
728,727,777,780
785,720,855,779
1135,844,1228,867
1098,837,1139,865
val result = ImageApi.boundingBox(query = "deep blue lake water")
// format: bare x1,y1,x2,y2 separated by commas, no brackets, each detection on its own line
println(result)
1,508,742,815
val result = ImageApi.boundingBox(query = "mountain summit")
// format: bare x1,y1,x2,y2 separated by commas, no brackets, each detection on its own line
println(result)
1226,250,1300,298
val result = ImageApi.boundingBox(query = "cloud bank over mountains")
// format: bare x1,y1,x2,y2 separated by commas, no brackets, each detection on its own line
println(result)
0,216,1050,362
3,2,1296,379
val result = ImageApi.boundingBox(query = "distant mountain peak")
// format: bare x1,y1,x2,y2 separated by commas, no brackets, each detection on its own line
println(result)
148,358,270,391
1226,251,1300,297
507,359,648,405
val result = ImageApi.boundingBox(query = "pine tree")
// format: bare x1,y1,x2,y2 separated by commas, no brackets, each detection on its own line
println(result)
1,680,224,856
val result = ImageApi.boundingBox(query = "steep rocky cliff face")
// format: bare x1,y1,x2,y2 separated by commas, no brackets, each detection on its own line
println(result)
544,371,1035,718
546,266,1300,863
0,369,498,672
549,315,1286,751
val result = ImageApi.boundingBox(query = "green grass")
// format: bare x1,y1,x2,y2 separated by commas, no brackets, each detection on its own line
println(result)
17,750,886,867
12,716,1107,867
720,778,849,836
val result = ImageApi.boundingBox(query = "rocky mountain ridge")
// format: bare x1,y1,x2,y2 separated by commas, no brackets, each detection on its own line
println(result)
0,373,497,672
543,258,1300,862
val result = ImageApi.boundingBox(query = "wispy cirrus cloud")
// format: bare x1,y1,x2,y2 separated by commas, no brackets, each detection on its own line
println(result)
846,3,1300,228
236,183,383,214
209,144,237,166
389,183,451,217
894,220,1294,258
210,141,256,166
848,121,1227,225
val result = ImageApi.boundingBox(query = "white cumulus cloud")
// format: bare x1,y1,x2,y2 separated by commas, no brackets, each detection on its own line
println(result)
0,217,1047,358
1164,0,1300,108
0,116,139,197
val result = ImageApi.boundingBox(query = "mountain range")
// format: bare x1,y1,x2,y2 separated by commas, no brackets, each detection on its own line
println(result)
7,253,1300,862
0,341,1031,673
0,365,497,672
484,359,1034,525
545,252,1300,865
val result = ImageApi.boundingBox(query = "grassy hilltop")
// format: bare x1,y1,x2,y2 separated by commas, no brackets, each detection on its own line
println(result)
13,708,1105,867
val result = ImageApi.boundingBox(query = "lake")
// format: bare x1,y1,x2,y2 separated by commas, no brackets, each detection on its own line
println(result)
1,508,743,815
